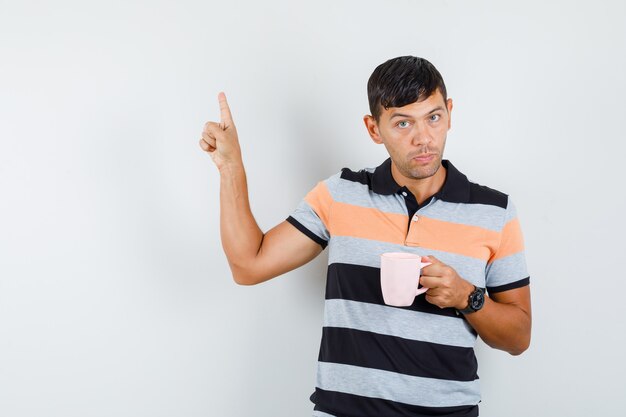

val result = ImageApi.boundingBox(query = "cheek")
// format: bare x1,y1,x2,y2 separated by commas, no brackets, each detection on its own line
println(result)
386,131,411,148
381,138,404,156
390,127,414,139
431,124,449,137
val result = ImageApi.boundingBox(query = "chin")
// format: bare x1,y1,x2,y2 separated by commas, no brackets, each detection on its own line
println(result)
409,162,440,180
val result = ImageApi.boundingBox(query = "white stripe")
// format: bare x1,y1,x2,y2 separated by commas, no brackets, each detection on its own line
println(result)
326,174,507,231
324,299,477,348
486,251,528,287
420,199,506,232
327,236,488,288
291,200,329,241
326,176,407,215
317,362,480,408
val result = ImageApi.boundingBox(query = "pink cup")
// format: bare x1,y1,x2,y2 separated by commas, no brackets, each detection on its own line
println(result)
380,252,431,307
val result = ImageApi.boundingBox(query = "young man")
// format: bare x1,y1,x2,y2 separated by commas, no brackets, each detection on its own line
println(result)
199,56,531,417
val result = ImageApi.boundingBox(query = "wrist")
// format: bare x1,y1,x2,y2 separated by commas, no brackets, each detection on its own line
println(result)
457,284,486,315
218,160,245,175
456,280,476,310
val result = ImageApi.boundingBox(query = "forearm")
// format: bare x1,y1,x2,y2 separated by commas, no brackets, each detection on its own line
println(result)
463,295,531,355
420,258,532,356
218,162,264,280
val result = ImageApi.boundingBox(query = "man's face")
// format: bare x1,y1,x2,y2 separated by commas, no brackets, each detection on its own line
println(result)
364,89,453,181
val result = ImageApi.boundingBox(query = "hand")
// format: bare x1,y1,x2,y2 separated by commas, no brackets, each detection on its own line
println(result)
419,255,475,310
199,92,242,171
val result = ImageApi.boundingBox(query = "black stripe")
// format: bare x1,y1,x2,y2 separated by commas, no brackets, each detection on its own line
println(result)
340,167,374,189
337,158,509,210
326,263,460,319
286,216,327,249
312,388,478,417
467,182,508,209
487,276,530,294
319,327,478,381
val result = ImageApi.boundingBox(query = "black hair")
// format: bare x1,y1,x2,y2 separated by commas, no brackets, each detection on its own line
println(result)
367,56,447,122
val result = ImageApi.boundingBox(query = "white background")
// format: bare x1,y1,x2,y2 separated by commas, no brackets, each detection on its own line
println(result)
1,1,625,416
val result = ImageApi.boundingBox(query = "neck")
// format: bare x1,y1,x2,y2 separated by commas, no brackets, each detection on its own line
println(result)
391,161,447,205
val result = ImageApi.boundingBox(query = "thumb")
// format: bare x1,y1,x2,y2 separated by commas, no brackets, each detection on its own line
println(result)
421,255,441,265
218,91,234,129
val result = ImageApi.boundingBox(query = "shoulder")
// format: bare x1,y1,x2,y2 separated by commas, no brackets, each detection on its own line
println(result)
311,165,380,202
467,180,509,210
319,165,377,189
338,165,376,185
465,178,520,225
443,160,510,210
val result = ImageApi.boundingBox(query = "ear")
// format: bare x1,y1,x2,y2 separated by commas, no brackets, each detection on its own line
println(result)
363,115,383,144
446,98,453,129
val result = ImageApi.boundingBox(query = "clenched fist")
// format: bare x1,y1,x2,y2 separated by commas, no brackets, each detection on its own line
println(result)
420,255,475,310
199,92,242,171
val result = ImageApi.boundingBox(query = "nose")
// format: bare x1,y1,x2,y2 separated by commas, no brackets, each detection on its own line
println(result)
410,122,431,147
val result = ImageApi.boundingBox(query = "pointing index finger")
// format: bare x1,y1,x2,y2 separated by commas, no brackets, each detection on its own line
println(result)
218,91,233,128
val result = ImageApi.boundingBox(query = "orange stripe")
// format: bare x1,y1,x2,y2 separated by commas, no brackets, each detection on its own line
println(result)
490,218,524,262
304,181,333,229
405,216,498,261
329,202,500,260
330,202,407,245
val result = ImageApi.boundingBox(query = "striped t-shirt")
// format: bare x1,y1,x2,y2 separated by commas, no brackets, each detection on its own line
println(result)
287,158,529,417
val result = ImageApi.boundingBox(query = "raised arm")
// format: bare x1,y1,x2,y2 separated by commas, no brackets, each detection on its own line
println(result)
199,93,322,285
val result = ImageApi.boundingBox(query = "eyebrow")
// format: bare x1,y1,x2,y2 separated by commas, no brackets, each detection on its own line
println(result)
389,106,445,120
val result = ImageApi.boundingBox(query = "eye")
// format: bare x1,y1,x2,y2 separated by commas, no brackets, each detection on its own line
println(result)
430,114,441,122
397,121,410,129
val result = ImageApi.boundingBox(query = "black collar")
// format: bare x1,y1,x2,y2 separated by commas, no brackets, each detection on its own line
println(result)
371,158,471,203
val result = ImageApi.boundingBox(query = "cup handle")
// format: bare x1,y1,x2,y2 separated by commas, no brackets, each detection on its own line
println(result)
416,261,432,296
415,286,429,296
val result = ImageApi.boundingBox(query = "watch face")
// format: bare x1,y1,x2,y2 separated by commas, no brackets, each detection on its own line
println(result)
470,290,485,310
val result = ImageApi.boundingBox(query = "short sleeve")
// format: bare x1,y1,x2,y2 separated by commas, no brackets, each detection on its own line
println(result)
485,198,530,293
286,178,334,249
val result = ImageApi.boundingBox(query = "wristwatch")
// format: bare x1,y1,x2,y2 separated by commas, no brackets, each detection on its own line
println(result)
458,286,486,315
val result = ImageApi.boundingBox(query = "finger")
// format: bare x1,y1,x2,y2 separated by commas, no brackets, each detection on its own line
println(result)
421,262,443,277
218,91,234,127
424,294,444,308
421,257,447,276
199,138,209,151
419,275,440,289
202,131,217,148
422,255,441,264
204,121,221,133
425,286,446,297
199,138,216,153
205,122,226,138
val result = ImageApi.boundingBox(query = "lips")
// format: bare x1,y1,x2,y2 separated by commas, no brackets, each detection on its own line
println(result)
411,154,435,163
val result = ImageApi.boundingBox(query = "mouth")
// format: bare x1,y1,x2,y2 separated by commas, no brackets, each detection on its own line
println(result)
411,153,436,164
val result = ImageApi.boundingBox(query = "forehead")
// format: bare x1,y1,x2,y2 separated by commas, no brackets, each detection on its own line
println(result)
381,89,447,119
